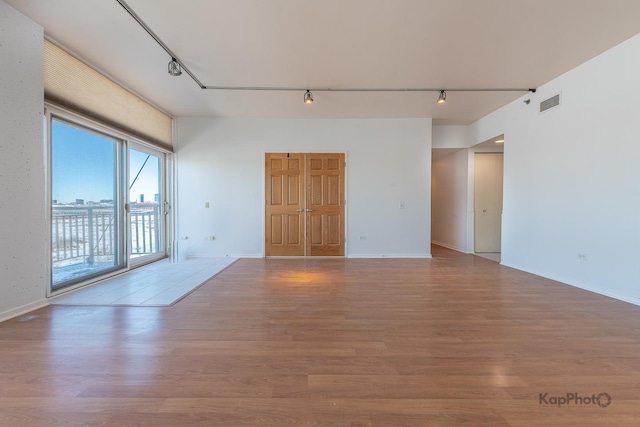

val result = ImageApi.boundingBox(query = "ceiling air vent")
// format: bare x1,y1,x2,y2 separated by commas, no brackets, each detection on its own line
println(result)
540,93,561,113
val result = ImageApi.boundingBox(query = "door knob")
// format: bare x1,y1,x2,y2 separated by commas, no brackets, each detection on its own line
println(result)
306,208,314,212
296,208,304,212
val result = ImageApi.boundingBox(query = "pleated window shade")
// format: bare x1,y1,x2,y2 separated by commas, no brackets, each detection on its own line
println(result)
44,39,173,150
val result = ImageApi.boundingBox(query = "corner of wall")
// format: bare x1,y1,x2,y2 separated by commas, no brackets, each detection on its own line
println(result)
0,3,47,320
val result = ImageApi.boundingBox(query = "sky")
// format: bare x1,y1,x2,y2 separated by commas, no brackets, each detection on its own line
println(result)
51,120,160,204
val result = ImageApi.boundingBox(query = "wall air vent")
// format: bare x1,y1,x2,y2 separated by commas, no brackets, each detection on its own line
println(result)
540,93,561,113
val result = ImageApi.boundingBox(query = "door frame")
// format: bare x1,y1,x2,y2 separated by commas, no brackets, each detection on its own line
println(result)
263,151,348,257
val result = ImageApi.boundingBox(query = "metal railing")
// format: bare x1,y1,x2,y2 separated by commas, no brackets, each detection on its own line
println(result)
51,204,160,266
130,205,161,256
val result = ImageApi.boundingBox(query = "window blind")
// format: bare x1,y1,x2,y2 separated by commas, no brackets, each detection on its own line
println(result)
44,39,173,150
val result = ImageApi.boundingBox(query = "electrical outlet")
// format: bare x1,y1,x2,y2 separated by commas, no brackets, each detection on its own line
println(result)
399,202,405,209
359,236,366,240
205,202,210,208
577,253,588,261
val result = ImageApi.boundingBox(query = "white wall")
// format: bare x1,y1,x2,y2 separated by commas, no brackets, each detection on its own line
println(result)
432,125,470,149
431,149,469,252
470,33,640,305
0,1,48,321
175,118,432,258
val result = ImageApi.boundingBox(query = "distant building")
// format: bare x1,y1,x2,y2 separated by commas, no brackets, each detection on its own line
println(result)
154,193,160,202
139,194,144,203
75,199,84,205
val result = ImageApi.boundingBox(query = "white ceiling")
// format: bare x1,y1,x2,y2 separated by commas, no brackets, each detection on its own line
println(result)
6,0,640,124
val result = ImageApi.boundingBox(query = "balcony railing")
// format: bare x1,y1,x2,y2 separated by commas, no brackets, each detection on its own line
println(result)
130,205,161,257
51,204,161,267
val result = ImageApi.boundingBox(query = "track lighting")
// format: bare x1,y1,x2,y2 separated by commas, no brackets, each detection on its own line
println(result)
119,0,538,95
304,90,314,104
168,58,182,76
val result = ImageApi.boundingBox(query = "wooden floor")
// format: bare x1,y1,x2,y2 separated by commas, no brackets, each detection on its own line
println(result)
2,246,640,426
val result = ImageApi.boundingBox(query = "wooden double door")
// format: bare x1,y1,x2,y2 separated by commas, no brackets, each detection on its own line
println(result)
265,153,345,256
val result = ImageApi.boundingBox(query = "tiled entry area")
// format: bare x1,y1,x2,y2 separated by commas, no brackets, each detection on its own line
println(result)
49,257,237,307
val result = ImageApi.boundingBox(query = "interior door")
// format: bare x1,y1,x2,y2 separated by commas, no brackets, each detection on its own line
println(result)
474,153,503,253
265,153,305,256
306,154,345,256
265,153,345,257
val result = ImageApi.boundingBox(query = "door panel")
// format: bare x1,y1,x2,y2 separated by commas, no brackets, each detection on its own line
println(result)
327,214,341,245
306,153,345,256
474,153,503,253
265,153,305,256
309,214,323,245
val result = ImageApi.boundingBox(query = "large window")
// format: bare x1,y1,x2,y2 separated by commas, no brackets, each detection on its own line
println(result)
50,117,125,290
47,108,169,293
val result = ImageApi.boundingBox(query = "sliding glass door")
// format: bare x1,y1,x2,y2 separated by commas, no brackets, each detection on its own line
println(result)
50,117,125,290
129,145,165,265
48,109,169,293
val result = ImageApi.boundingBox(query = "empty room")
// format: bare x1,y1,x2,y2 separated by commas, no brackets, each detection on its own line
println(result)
2,1,640,425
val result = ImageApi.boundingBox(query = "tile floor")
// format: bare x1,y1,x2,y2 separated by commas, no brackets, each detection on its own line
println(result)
49,257,237,307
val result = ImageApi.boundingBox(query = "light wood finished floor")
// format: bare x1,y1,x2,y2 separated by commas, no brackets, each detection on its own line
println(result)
2,245,640,426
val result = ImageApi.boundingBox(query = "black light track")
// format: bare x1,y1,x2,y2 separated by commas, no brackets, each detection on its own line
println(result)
115,0,536,95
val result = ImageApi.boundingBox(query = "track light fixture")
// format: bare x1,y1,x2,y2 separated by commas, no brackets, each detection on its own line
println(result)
437,90,447,104
304,90,314,104
168,58,182,76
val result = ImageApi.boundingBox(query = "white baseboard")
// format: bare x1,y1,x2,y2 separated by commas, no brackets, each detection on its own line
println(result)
431,240,469,254
501,262,640,307
0,299,49,323
186,254,263,259
347,254,432,259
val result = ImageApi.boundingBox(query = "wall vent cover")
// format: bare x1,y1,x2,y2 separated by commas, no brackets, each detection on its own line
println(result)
540,93,561,113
